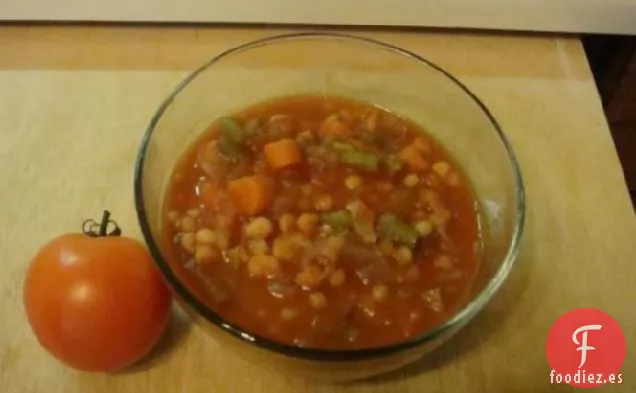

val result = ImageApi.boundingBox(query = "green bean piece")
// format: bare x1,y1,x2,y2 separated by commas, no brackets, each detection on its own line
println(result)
218,117,246,144
339,150,380,171
377,213,419,248
320,210,353,232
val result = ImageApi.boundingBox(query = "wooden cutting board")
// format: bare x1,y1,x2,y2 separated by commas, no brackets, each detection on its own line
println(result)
0,26,634,393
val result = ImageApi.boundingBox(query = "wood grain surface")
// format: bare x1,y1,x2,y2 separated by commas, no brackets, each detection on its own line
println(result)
0,26,634,393
3,0,636,35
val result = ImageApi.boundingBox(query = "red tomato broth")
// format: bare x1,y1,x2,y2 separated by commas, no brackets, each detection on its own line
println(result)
162,94,482,350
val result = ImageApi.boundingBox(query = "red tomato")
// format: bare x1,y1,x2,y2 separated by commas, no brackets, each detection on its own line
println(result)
23,211,173,372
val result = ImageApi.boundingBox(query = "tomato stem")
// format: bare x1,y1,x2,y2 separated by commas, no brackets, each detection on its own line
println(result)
82,210,122,237
99,210,111,236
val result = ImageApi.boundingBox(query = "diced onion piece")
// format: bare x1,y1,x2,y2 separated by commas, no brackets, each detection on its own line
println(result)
314,194,333,211
422,288,444,312
347,199,377,244
267,280,295,299
433,255,454,270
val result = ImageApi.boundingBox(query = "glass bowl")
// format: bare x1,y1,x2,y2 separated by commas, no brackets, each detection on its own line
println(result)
134,32,525,382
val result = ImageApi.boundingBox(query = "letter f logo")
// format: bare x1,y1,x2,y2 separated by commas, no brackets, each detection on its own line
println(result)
572,324,602,368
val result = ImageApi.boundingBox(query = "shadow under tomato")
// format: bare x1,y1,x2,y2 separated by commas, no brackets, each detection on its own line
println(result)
352,238,535,384
118,305,193,374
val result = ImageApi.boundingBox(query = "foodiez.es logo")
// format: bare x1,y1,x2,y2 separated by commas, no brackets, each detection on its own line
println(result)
546,308,626,388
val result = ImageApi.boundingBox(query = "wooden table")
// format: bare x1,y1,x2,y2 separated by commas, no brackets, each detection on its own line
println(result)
0,26,634,393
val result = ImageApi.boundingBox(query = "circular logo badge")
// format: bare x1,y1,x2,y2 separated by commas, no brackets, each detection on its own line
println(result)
546,308,626,388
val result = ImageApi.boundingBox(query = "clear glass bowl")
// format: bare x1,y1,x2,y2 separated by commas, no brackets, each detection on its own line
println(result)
134,32,525,382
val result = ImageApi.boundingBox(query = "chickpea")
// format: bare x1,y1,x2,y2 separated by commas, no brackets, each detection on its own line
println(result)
279,213,296,234
186,208,200,218
195,228,216,245
415,220,433,237
245,217,274,238
329,269,346,287
296,130,314,146
296,264,323,289
309,292,327,309
446,172,461,186
430,209,451,226
315,256,331,267
214,231,230,251
322,235,345,262
402,173,420,188
281,308,298,321
301,184,313,195
413,137,430,152
376,181,393,193
378,239,394,257
413,210,428,220
404,266,420,282
314,194,333,211
248,239,269,256
298,197,312,212
272,235,299,261
372,284,389,302
195,245,218,264
434,255,453,270
247,255,280,277
318,224,333,237
167,211,179,224
180,232,196,254
432,161,451,177
394,246,413,266
180,216,197,233
344,175,362,190
226,246,249,269
297,213,319,235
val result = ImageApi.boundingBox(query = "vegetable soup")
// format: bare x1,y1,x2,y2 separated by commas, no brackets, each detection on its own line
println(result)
163,95,482,349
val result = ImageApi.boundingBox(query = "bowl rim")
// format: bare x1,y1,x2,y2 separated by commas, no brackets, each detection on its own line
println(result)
134,31,526,362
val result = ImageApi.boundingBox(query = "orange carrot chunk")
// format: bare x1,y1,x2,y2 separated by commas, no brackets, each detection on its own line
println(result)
228,175,273,216
264,138,303,171
319,115,351,137
399,145,428,171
